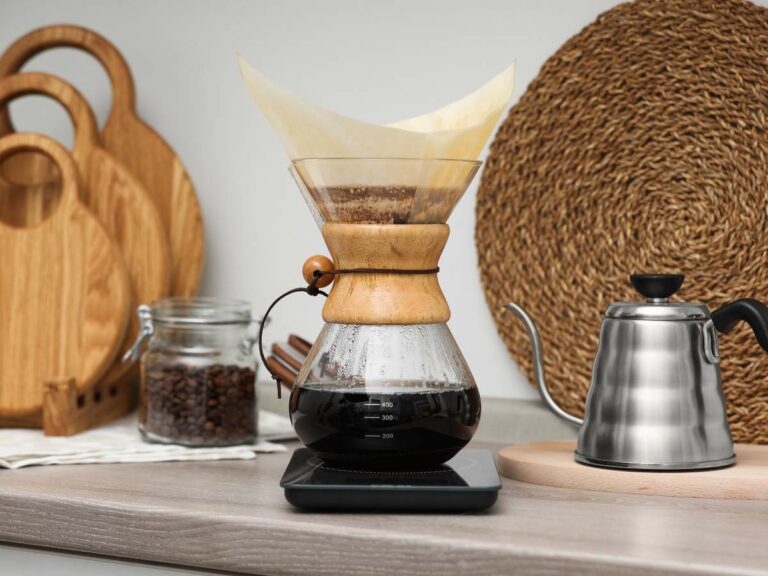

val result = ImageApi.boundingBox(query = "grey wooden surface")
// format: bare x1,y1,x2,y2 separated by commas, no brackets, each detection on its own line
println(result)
0,440,766,576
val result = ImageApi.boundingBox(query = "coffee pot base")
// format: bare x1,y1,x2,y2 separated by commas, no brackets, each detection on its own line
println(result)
574,451,736,471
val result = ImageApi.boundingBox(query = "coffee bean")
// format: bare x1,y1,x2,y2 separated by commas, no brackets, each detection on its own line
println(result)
140,363,256,446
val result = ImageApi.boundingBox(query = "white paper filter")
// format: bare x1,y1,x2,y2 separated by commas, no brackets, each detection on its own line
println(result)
238,56,515,162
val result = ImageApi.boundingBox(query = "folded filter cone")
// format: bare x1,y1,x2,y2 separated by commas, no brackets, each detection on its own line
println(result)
238,56,515,224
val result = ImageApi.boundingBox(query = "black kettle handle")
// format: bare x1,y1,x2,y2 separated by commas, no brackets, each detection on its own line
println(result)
711,299,768,353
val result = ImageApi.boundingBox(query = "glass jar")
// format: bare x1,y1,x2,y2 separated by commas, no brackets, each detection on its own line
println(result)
129,298,258,446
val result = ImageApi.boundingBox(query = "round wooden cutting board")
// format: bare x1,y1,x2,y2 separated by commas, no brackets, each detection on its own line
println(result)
498,441,768,501
0,133,129,424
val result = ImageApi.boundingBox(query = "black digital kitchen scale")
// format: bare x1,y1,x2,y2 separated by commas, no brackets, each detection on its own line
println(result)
280,448,501,511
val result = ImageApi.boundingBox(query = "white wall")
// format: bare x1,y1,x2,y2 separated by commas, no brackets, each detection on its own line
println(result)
1,0,673,400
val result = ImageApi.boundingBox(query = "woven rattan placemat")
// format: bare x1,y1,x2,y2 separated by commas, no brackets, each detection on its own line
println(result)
476,0,768,443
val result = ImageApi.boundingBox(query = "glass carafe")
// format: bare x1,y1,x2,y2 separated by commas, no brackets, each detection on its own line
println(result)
285,159,481,468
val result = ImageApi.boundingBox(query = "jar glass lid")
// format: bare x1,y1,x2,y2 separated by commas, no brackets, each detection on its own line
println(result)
150,298,252,325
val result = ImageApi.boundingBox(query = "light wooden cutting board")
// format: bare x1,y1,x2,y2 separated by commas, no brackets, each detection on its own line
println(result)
0,133,129,425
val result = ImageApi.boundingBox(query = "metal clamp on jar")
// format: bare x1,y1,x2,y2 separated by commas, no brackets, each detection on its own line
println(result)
125,298,260,446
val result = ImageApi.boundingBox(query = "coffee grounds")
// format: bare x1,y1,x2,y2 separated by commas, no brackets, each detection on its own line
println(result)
310,185,457,224
140,363,256,446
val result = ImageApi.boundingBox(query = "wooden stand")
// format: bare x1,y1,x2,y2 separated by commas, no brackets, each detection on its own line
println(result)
0,377,134,436
321,223,450,325
42,377,134,436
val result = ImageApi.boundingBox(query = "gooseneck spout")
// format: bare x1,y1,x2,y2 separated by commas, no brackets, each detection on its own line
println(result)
505,303,583,427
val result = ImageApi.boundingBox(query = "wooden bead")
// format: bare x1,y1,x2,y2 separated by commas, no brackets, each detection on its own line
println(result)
302,255,335,288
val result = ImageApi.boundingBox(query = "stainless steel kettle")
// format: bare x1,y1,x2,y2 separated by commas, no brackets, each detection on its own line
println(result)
506,274,768,470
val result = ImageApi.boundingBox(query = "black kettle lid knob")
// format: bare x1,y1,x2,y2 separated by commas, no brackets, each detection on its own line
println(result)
630,274,684,299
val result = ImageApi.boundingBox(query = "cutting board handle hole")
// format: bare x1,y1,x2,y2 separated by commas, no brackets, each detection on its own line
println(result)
0,151,62,228
76,394,85,409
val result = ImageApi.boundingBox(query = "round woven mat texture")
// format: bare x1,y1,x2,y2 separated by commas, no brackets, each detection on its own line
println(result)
476,0,768,443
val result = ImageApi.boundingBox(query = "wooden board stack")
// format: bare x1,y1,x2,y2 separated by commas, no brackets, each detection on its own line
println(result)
0,25,204,435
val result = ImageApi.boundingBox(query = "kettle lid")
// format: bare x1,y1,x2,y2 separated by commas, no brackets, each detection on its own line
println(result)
606,274,709,320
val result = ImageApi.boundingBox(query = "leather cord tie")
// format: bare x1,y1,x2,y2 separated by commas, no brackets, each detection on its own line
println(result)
257,266,440,398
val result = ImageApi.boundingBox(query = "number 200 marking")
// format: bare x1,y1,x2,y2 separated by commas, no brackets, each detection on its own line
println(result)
382,433,394,439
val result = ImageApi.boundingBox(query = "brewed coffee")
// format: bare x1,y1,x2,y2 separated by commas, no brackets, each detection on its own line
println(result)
289,381,480,468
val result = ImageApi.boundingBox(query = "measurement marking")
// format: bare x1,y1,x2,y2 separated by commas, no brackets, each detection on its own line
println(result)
363,415,381,419
363,402,380,406
364,434,381,438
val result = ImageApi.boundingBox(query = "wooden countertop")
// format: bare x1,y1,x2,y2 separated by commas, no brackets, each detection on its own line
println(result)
0,441,766,576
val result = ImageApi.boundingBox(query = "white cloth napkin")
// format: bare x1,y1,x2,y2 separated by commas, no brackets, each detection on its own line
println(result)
0,410,295,469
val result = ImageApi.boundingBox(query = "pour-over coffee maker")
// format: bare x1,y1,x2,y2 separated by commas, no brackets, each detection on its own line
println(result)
286,158,482,469
261,158,501,510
